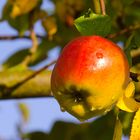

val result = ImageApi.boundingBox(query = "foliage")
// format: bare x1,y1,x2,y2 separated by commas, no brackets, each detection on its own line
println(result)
0,0,140,140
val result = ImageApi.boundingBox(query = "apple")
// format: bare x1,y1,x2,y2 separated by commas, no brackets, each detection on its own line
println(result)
51,36,130,121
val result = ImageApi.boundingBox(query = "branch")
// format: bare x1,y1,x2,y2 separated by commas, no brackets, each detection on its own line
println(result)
21,28,39,66
0,70,52,100
108,24,140,39
0,61,56,100
0,35,44,40
11,60,56,90
99,0,106,15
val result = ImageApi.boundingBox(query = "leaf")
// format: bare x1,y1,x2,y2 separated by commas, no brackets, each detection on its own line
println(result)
31,9,48,23
0,65,51,98
88,111,115,140
130,108,140,140
130,63,140,101
2,2,30,35
10,0,41,18
74,9,111,36
2,0,42,35
113,117,122,140
122,0,135,5
133,32,140,48
119,112,134,135
42,16,57,40
18,103,29,123
3,49,29,69
24,131,49,140
124,34,135,66
116,80,140,112
3,39,56,69
49,121,90,140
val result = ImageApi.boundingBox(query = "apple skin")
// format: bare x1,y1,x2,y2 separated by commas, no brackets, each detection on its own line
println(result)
51,36,130,121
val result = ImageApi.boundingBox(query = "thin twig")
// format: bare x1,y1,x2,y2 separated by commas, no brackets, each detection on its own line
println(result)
108,24,140,39
10,60,56,90
0,95,53,100
99,0,106,15
21,28,39,66
0,35,43,40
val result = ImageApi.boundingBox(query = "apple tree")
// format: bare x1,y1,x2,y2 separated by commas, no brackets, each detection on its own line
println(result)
0,0,140,140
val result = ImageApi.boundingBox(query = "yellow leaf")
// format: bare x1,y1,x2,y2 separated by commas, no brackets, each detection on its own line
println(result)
116,81,140,112
130,108,140,140
125,81,135,98
116,95,140,112
113,117,122,140
10,0,39,18
18,103,29,123
42,16,57,40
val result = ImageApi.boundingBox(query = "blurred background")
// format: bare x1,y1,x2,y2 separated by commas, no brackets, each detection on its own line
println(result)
0,0,140,140
0,0,80,139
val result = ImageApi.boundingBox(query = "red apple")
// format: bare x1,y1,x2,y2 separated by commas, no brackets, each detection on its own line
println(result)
51,36,130,121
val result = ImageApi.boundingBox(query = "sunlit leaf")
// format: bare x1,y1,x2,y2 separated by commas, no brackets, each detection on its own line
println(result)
2,2,29,35
2,0,42,34
10,0,41,18
130,109,140,140
113,117,122,140
0,65,51,98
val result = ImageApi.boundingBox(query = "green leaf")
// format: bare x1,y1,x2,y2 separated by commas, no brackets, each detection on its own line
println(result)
18,103,29,123
2,1,29,35
113,117,122,140
3,39,56,69
88,111,115,140
24,131,49,140
119,112,134,135
122,0,134,5
3,49,29,69
125,48,132,66
134,32,140,48
49,121,90,140
3,0,42,19
74,9,111,36
124,34,135,66
2,0,42,35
